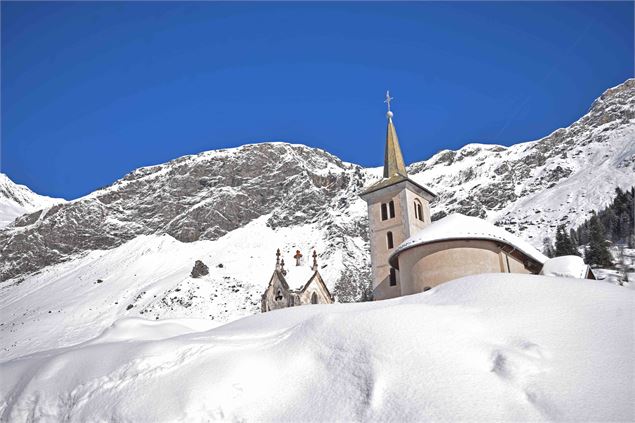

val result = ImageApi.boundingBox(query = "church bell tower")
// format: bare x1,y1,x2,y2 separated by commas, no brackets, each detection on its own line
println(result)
360,92,436,300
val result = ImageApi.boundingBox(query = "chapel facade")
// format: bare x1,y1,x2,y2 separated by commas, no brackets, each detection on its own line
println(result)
261,249,334,312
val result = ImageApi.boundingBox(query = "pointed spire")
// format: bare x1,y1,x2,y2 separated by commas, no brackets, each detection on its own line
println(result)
311,250,318,271
383,91,408,179
275,248,281,270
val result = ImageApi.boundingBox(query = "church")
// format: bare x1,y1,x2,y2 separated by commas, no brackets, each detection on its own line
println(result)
360,92,580,301
261,92,593,308
261,249,334,312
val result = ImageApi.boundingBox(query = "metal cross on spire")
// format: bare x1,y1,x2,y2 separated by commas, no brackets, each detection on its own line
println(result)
384,90,394,112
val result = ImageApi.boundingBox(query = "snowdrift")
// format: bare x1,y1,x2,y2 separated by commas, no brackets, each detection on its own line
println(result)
1,274,633,422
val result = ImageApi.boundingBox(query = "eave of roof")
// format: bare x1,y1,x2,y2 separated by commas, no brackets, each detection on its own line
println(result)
360,175,436,199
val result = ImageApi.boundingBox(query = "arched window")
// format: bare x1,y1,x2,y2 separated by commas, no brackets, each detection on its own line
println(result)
275,289,283,301
381,203,388,221
289,296,295,306
414,200,424,222
388,200,395,218
389,268,397,286
386,231,394,249
311,292,318,304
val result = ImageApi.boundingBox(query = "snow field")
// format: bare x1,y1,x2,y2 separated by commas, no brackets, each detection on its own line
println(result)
1,274,632,422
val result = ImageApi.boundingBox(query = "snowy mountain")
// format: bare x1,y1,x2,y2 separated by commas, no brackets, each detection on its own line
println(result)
407,78,635,243
0,79,633,360
0,143,373,289
1,275,632,421
0,173,64,228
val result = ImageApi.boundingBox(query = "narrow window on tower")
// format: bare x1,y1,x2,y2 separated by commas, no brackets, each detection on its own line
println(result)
389,200,395,218
387,231,394,249
389,268,397,286
415,200,424,222
381,203,388,221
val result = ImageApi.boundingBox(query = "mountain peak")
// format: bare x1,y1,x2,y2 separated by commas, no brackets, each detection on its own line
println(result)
0,173,64,228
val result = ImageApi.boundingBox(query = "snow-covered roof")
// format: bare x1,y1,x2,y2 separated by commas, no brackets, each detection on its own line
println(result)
390,213,548,266
540,256,590,279
281,264,317,290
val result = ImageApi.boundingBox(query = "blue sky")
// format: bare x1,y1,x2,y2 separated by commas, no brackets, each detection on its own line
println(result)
2,2,633,199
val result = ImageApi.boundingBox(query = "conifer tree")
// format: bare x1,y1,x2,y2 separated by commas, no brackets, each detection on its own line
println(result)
584,213,613,267
554,225,579,256
542,237,555,258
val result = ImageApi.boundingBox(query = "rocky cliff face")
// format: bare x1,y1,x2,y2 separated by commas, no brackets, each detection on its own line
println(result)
1,79,634,297
0,144,373,295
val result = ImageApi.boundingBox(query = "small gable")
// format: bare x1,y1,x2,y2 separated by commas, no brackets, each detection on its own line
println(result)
261,249,334,312
299,271,334,305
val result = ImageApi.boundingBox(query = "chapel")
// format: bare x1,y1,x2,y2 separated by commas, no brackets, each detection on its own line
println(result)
360,92,562,300
261,249,334,312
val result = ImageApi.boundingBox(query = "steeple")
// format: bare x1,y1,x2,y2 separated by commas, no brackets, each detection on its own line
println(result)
383,92,408,178
359,90,437,301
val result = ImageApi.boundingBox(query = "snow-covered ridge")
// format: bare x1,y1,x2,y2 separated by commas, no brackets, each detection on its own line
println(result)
1,274,632,421
81,141,352,202
0,173,64,228
408,78,635,242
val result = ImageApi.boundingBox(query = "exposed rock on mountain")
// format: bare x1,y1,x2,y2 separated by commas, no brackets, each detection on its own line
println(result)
190,260,210,278
0,144,372,287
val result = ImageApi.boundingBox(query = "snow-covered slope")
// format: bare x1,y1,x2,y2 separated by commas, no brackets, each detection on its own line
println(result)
1,274,632,422
0,173,63,228
0,219,359,360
